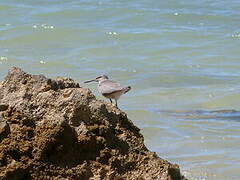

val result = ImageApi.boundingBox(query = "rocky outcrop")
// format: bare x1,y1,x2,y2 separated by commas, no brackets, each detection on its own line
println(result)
0,67,185,180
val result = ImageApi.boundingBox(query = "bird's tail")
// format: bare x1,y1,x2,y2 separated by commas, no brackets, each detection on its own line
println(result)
124,86,131,94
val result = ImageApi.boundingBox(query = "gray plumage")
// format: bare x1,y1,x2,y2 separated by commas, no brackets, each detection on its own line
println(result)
98,80,123,94
84,75,131,108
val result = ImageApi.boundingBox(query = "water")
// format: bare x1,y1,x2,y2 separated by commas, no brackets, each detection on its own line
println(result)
1,0,240,179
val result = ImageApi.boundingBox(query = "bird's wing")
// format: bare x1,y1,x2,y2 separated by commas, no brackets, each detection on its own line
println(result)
98,80,123,94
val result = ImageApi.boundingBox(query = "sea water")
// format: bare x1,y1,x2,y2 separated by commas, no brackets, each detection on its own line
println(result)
1,0,240,179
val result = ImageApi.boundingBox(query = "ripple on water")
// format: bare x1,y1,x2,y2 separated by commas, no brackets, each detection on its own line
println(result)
1,0,240,179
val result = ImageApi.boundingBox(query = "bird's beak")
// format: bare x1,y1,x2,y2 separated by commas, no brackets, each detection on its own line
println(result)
84,79,96,83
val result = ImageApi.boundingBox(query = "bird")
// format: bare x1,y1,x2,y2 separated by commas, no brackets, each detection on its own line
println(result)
84,75,131,108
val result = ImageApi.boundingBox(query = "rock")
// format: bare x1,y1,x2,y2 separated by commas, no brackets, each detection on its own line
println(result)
0,67,186,180
0,104,8,111
0,115,10,142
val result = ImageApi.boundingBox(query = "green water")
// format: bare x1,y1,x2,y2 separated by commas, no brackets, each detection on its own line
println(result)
1,0,240,179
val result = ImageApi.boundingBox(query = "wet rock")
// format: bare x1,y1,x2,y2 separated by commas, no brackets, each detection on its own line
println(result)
0,67,186,180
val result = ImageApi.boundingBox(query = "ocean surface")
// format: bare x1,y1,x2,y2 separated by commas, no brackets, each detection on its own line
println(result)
1,0,240,179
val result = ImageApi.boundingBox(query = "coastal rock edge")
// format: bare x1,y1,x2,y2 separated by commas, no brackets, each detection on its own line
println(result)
0,67,185,180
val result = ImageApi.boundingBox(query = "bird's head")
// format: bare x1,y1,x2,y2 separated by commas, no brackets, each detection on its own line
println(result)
84,75,109,83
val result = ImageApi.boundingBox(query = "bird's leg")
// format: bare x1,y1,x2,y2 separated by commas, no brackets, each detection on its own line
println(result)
109,99,112,104
115,99,118,108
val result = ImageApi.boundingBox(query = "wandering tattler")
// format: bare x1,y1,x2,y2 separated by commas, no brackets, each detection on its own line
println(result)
84,75,131,108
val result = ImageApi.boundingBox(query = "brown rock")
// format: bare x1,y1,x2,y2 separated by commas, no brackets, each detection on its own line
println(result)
0,104,8,111
0,115,10,142
0,67,186,180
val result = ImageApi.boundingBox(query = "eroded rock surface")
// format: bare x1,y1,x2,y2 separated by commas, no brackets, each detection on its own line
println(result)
0,67,185,180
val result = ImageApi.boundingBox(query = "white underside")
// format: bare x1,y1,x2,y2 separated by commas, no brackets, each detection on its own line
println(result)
102,91,124,100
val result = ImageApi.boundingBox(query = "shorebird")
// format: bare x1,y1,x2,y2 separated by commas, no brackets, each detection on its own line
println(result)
84,75,131,108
